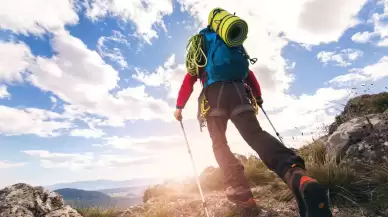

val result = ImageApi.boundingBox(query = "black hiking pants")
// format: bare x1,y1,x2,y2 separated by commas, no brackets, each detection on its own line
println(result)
204,81,305,189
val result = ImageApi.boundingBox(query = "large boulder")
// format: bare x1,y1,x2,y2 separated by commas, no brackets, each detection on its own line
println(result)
0,183,82,217
325,112,388,166
328,92,388,135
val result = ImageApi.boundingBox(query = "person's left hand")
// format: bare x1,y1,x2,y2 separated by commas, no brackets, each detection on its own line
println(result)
256,96,263,107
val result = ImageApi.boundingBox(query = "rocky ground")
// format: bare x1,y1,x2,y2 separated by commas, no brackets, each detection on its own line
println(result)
0,183,381,217
0,183,82,217
119,185,374,217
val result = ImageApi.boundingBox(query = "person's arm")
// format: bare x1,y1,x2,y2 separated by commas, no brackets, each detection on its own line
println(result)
176,73,198,109
244,69,262,98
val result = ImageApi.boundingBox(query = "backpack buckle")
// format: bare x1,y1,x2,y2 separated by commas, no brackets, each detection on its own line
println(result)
249,58,258,65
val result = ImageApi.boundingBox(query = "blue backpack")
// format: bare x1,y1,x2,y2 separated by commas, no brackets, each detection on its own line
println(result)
199,28,256,88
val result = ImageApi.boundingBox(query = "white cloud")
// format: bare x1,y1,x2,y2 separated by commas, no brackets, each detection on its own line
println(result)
293,0,366,44
178,0,367,45
70,128,105,138
0,85,10,99
23,150,154,169
263,87,350,133
85,0,173,43
329,56,388,85
23,150,94,170
0,0,78,35
103,135,182,151
132,56,202,119
97,30,129,69
50,96,58,104
351,0,388,46
377,37,388,46
351,31,376,43
163,54,175,68
0,41,33,83
317,49,363,67
132,54,177,87
94,154,154,168
29,30,119,104
50,96,59,109
26,30,172,124
0,160,26,169
0,106,72,137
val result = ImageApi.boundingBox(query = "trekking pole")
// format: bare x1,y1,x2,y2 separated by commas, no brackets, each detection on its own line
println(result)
179,120,210,217
259,105,285,145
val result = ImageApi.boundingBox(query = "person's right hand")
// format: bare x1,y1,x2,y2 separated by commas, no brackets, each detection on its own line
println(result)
174,109,183,121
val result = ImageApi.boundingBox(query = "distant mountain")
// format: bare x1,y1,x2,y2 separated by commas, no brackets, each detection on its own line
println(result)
46,178,162,191
54,188,115,208
98,186,148,196
54,188,142,209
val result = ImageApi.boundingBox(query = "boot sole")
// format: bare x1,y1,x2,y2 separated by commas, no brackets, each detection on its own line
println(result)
302,182,333,217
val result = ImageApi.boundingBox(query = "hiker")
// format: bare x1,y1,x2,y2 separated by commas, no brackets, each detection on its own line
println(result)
174,8,333,217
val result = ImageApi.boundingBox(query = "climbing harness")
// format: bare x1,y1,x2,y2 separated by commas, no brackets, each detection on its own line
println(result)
260,106,285,145
244,83,259,115
179,120,210,217
197,83,259,132
197,90,210,132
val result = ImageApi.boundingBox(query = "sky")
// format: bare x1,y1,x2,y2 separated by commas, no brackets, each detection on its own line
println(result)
0,0,388,188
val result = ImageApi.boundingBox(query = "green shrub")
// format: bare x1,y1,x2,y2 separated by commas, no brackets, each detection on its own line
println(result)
142,184,175,203
298,141,327,165
305,149,388,215
243,155,278,186
76,207,120,217
199,166,225,191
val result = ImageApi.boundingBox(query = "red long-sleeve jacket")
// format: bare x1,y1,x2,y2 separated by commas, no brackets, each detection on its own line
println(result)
176,69,262,109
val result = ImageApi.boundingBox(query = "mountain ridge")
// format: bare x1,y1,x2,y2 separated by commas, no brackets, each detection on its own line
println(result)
45,178,162,191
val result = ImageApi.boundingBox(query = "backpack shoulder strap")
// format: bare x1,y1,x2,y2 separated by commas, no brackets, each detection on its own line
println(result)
241,46,258,65
197,30,210,80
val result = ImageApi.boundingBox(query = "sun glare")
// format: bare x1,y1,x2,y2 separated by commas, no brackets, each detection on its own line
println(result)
150,150,215,181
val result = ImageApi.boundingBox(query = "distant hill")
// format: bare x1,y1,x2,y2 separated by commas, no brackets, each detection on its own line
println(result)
98,186,147,196
54,188,142,210
54,188,115,208
46,178,162,191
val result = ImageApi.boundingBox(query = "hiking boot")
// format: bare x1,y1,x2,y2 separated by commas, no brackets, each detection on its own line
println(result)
225,186,256,209
284,167,333,217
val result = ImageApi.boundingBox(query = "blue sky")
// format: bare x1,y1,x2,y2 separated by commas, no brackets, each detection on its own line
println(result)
0,0,387,188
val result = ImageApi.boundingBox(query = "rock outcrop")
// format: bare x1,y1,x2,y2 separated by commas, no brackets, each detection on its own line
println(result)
328,92,388,135
326,111,388,166
0,183,82,217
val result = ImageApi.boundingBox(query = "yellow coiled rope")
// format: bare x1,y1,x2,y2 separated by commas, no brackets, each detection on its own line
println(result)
185,34,207,77
186,34,210,130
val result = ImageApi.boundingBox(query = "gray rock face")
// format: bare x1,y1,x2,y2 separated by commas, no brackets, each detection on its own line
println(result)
325,113,388,166
0,183,82,217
